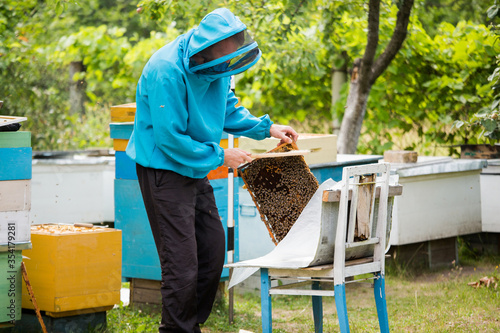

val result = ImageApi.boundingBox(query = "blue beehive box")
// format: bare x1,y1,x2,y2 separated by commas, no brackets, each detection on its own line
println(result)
0,129,32,327
110,122,239,282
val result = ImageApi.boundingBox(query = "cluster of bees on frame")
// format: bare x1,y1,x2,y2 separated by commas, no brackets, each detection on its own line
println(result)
31,224,100,234
239,144,319,243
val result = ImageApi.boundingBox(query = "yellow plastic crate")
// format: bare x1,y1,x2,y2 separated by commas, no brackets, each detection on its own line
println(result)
21,225,121,317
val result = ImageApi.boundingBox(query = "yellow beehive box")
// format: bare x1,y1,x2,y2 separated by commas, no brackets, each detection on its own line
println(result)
110,101,241,152
112,137,239,152
111,98,242,123
110,103,136,122
239,133,337,165
21,225,121,317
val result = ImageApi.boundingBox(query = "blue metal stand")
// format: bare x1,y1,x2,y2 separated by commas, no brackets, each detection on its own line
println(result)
334,284,350,333
261,268,272,333
312,281,323,333
374,273,390,333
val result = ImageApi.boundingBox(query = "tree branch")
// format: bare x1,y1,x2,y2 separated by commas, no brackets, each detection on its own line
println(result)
358,0,380,94
280,0,308,38
370,0,414,84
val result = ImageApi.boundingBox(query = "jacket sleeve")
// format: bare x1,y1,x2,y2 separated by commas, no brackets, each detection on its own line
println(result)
223,89,273,140
148,64,224,171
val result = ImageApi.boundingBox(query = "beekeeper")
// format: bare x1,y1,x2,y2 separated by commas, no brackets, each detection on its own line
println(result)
126,7,298,333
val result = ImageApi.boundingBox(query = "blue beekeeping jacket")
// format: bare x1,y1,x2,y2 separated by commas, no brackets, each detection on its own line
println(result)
126,8,272,178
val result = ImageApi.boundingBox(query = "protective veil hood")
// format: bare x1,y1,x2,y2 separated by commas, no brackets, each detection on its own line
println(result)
184,8,261,79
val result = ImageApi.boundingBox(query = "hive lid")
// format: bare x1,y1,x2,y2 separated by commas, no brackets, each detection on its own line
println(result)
238,142,319,244
0,115,27,128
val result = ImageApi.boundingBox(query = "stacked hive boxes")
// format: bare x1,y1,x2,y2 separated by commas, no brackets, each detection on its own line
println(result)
0,130,32,325
110,103,239,285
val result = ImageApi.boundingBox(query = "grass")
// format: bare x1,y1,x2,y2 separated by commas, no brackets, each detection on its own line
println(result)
105,258,499,333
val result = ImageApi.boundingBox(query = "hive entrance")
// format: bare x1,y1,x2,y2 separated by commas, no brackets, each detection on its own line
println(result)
238,143,319,244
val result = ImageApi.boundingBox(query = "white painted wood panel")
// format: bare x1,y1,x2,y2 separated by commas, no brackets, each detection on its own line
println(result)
481,162,500,232
0,180,31,212
391,170,482,245
0,210,30,243
30,158,114,224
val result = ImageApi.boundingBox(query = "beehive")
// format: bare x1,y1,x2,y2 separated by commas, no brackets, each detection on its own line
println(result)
238,133,337,165
110,102,241,284
238,143,319,244
21,224,121,316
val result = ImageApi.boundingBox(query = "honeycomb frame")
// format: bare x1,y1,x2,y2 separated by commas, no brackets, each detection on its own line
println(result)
238,142,319,244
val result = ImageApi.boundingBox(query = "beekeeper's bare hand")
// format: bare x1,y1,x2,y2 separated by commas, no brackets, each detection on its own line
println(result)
223,148,253,169
270,124,299,146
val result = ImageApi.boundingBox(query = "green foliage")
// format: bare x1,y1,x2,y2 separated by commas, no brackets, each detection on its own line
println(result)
2,0,499,153
450,0,500,147
106,303,161,332
415,0,493,37
0,0,164,151
106,262,500,332
453,104,500,144
0,1,69,150
363,18,498,154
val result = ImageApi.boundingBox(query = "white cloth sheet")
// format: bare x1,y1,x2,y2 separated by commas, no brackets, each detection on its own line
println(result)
227,179,336,288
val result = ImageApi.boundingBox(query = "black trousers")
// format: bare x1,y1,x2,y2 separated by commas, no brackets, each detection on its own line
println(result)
136,164,226,333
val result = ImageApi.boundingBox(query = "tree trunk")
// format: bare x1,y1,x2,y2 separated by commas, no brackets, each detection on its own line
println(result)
331,52,349,135
338,59,372,154
336,0,414,154
69,61,86,115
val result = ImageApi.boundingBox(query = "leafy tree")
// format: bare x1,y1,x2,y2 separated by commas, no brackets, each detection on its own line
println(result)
336,0,414,154
0,1,71,149
415,0,493,37
1,0,498,155
451,0,500,145
0,0,161,150
366,20,497,155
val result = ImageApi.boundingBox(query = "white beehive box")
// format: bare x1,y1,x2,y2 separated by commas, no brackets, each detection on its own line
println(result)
30,156,115,224
388,157,485,245
481,160,500,233
238,133,337,165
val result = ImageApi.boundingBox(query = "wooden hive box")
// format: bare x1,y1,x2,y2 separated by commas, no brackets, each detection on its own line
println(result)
0,243,30,325
110,103,137,123
238,133,337,165
0,131,32,181
110,102,239,153
110,103,238,181
21,225,121,317
238,142,319,244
